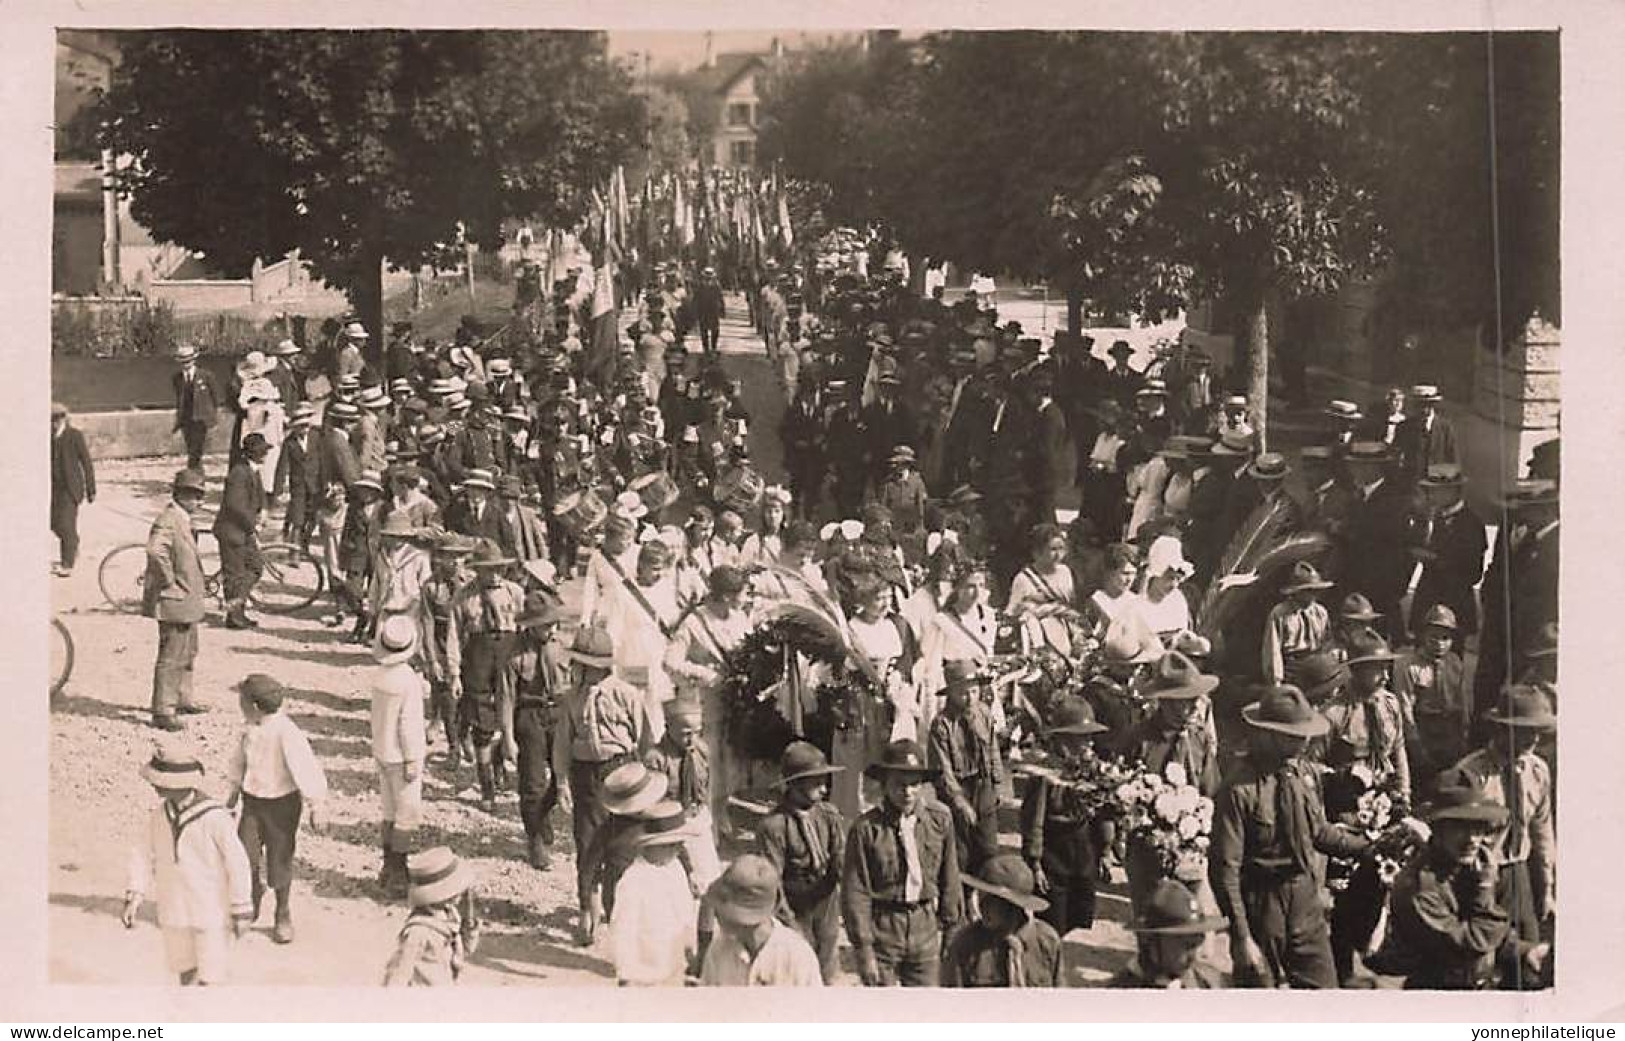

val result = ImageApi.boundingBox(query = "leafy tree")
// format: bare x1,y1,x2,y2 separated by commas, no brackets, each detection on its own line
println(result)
97,30,644,342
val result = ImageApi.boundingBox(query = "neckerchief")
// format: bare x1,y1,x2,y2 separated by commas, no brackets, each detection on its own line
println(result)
793,807,829,873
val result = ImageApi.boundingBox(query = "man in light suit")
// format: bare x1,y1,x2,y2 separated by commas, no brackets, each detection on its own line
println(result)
145,469,211,731
51,402,96,576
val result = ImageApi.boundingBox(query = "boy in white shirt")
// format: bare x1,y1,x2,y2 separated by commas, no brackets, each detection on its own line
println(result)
610,801,698,986
225,673,327,944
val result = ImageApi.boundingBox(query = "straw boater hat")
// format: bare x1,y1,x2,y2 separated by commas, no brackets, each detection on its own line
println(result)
1136,379,1169,400
635,801,695,848
1241,684,1329,738
863,739,938,782
461,468,496,492
1129,879,1229,935
406,847,473,908
1324,400,1363,422
1502,479,1559,509
1411,384,1442,404
1343,628,1397,668
601,762,668,816
327,400,361,423
290,402,317,427
567,623,616,670
1486,683,1557,730
1046,696,1110,736
1209,428,1254,456
1419,463,1467,490
1280,561,1333,594
1142,651,1220,701
705,854,782,927
1423,767,1510,826
1345,441,1391,465
1223,394,1249,410
1245,451,1291,482
353,470,385,494
963,853,1050,914
140,740,207,790
373,613,419,666
775,741,845,788
487,358,513,378
174,344,200,363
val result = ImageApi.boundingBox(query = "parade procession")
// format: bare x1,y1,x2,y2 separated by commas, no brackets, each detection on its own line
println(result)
44,28,1564,995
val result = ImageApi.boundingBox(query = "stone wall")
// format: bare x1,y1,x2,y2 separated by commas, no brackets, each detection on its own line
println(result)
1471,311,1561,491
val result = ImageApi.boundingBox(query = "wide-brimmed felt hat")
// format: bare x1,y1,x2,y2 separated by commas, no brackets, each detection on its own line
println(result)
1324,400,1363,422
1487,683,1556,730
171,468,207,496
1502,479,1559,509
1419,604,1460,632
1108,340,1135,358
1242,684,1328,738
1336,592,1381,621
515,591,561,629
140,740,206,790
1047,696,1110,736
1280,561,1334,594
1129,879,1229,935
568,623,616,669
379,512,422,540
1424,767,1510,826
352,470,385,493
1346,441,1392,464
864,739,938,781
467,539,515,569
602,762,668,816
1142,651,1220,701
1343,627,1396,667
1296,650,1350,701
373,613,419,665
776,741,844,787
706,854,782,927
407,847,473,907
1245,452,1291,481
635,801,695,847
963,853,1049,914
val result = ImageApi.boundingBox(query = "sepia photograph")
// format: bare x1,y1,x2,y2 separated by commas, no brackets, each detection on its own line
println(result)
29,13,1593,1007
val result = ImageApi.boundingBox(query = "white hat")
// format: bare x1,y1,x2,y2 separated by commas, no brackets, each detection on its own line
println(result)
373,614,419,666
1145,535,1195,580
343,321,370,340
273,339,302,357
614,490,648,521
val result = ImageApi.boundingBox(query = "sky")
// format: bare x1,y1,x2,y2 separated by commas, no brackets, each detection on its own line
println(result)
606,30,864,73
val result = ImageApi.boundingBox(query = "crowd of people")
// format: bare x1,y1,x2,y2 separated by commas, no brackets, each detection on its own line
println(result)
108,236,1560,992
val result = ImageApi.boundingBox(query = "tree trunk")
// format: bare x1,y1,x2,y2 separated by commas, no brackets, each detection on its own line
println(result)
1243,294,1270,453
347,245,387,370
1067,285,1085,335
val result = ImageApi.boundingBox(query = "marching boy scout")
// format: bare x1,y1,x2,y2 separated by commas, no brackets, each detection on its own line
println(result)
757,741,848,983
928,660,1003,876
842,740,964,987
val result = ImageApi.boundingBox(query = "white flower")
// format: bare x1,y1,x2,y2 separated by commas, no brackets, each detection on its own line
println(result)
1164,762,1189,787
1177,815,1202,840
1173,786,1202,815
1154,791,1181,823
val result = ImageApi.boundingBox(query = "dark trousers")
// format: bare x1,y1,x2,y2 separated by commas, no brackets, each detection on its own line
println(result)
180,422,209,470
952,776,1001,877
698,317,721,354
514,703,558,841
218,531,263,603
1240,870,1338,989
284,484,315,547
1497,860,1540,945
50,489,80,568
239,791,303,896
789,893,842,984
870,904,941,987
570,758,612,906
151,621,198,718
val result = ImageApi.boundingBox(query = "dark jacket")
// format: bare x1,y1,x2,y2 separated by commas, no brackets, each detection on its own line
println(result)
842,802,963,951
942,917,1064,987
51,424,96,503
692,280,725,322
213,460,266,541
172,368,222,429
1408,504,1488,634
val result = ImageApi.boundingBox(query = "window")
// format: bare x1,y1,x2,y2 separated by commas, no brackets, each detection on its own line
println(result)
729,140,755,167
727,102,753,127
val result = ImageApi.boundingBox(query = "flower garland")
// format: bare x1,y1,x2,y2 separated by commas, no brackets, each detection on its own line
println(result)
1324,763,1412,891
716,616,849,763
1114,761,1217,879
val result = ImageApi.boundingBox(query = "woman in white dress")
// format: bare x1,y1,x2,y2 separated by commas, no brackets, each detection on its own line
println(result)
917,563,997,736
604,540,685,743
237,351,286,494
677,505,735,606
1137,534,1196,646
831,574,917,820
1124,436,1171,542
750,520,827,605
1007,523,1081,659
900,534,966,642
579,511,642,628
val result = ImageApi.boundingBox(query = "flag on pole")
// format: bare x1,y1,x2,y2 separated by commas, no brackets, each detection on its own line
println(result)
778,188,793,250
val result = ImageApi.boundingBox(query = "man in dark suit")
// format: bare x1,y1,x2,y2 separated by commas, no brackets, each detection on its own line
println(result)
384,322,417,384
1103,340,1144,411
50,402,95,576
692,266,725,355
861,372,918,489
171,345,221,471
445,468,516,556
1472,481,1560,727
1407,464,1488,639
276,404,323,550
1025,363,1075,526
1339,441,1415,645
1394,385,1459,485
214,433,270,629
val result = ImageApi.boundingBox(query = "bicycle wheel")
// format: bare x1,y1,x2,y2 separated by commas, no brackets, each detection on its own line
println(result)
97,542,149,614
251,541,325,614
50,616,74,702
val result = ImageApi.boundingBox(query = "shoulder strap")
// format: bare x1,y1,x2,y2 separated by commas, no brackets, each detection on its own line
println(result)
943,608,993,659
688,608,729,665
614,565,680,639
1022,567,1064,604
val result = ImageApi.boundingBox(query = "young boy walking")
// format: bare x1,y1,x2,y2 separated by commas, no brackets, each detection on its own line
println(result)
122,741,255,985
610,801,698,987
371,614,429,899
383,847,481,986
224,673,328,944
756,740,848,984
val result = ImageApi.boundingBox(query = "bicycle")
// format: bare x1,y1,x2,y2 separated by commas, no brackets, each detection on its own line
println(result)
97,515,325,617
50,614,74,703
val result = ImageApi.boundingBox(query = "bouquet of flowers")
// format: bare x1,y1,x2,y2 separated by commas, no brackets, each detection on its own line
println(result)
718,616,847,762
1326,763,1411,891
1114,761,1216,879
1012,741,1135,821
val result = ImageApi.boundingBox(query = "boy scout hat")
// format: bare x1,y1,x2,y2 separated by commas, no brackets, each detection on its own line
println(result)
1047,696,1109,736
1142,651,1220,701
567,623,616,669
1241,684,1329,738
776,741,844,786
706,854,782,927
1280,561,1333,594
1295,650,1350,702
963,853,1049,914
1486,683,1556,730
516,592,561,629
1337,592,1382,621
1129,878,1229,935
1343,628,1396,667
1424,767,1509,826
171,468,207,495
863,739,937,781
1420,604,1460,632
